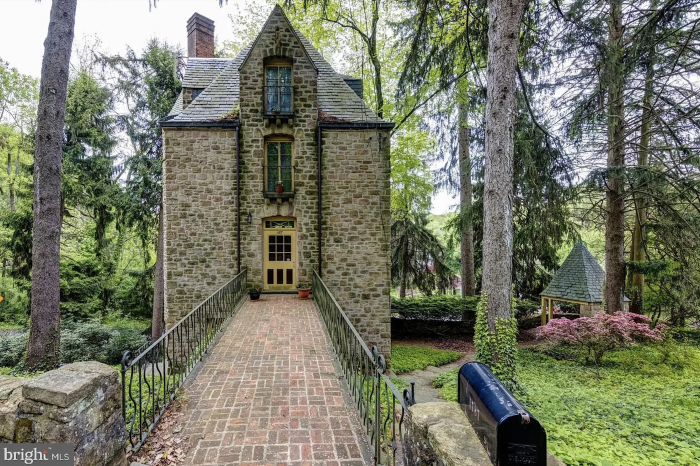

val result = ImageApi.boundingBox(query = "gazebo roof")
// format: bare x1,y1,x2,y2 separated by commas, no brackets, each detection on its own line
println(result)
540,242,605,303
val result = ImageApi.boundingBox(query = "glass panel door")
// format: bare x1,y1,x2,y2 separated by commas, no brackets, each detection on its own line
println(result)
263,218,296,291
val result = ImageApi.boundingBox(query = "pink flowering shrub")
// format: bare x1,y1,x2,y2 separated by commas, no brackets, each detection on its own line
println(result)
538,312,666,364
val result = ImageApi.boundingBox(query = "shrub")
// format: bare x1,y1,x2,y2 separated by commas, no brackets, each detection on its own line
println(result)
391,344,462,374
673,327,700,345
538,312,665,364
60,321,116,364
0,332,27,367
391,295,478,321
105,328,148,365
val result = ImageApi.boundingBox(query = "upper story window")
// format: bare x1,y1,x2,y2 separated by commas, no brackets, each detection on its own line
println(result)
192,88,204,99
265,63,292,115
266,140,293,193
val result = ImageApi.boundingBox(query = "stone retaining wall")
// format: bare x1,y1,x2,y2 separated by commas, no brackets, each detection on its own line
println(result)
404,402,565,466
0,361,126,466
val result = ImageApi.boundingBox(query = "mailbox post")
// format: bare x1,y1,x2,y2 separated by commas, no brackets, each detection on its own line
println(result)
458,362,547,466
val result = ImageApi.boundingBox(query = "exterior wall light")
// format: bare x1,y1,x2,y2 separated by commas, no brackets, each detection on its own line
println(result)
247,213,253,224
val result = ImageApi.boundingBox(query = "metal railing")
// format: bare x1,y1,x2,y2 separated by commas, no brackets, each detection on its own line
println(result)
120,270,248,451
313,270,415,466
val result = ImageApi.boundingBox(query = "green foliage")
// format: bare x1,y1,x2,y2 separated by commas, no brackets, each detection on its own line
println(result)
432,367,459,402
390,344,461,374
105,328,148,365
391,214,456,296
436,346,700,466
474,293,518,391
392,295,479,320
674,328,700,346
58,321,147,365
0,332,27,367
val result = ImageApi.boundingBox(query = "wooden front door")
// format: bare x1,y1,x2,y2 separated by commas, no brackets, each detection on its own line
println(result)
263,218,296,291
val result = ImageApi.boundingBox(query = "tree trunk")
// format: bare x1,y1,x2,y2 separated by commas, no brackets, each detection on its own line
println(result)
152,207,165,341
629,6,657,315
458,103,475,297
481,0,527,329
399,219,408,298
7,149,14,212
604,0,626,314
26,0,77,371
369,0,384,119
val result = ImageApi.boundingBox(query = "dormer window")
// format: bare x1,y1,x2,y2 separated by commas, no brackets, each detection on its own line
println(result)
265,62,292,115
192,88,204,99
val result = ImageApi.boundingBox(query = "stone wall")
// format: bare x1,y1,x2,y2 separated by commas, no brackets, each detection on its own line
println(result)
162,127,238,325
321,129,391,355
237,8,319,287
404,402,566,466
0,362,126,466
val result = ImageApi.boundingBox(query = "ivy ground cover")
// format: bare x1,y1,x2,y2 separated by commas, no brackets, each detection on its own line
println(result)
434,345,700,466
390,344,462,374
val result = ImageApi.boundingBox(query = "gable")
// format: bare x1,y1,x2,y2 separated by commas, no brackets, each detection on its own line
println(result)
163,6,389,126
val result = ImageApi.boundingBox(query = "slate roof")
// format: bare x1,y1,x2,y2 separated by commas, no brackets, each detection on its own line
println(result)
181,58,232,88
165,7,388,126
541,242,606,303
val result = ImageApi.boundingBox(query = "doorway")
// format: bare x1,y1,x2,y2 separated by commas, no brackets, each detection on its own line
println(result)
263,217,296,291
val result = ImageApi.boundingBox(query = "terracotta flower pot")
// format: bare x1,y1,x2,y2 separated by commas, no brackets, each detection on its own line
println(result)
298,288,310,300
275,184,284,194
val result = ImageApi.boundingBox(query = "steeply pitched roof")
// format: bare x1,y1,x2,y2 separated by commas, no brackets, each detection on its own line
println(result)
541,242,606,303
181,58,232,88
165,7,389,126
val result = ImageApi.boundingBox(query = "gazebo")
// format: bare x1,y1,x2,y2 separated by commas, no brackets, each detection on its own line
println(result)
540,242,611,325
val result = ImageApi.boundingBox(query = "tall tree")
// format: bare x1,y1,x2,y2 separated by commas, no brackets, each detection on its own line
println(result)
603,0,626,314
103,40,182,340
26,0,77,371
481,0,529,325
458,101,476,296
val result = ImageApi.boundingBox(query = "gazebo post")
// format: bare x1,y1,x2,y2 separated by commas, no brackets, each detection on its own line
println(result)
541,296,546,325
549,298,554,322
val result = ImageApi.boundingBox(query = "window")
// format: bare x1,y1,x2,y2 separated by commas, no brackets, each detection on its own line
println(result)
265,65,292,114
191,88,204,99
266,140,293,192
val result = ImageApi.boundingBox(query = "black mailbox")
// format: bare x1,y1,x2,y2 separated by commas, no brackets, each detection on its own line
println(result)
458,362,546,466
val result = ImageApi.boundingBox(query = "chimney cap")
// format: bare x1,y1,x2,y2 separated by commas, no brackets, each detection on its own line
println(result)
187,13,215,34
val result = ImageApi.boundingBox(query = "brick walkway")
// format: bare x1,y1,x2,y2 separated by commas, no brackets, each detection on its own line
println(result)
180,294,370,466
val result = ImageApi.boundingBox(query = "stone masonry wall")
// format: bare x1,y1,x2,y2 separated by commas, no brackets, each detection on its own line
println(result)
321,129,391,355
0,362,126,466
162,127,237,325
237,8,319,287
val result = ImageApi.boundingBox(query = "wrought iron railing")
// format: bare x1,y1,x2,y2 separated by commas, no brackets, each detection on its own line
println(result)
313,270,415,466
120,270,247,451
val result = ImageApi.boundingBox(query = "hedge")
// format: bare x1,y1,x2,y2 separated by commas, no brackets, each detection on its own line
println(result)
391,295,540,321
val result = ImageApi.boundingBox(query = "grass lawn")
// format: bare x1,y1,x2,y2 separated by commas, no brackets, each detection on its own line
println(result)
434,344,700,466
391,344,462,374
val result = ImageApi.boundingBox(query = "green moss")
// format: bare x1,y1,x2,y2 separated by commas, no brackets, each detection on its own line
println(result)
390,344,462,374
434,344,700,466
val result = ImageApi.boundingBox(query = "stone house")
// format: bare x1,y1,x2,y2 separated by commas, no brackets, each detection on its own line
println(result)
161,7,393,352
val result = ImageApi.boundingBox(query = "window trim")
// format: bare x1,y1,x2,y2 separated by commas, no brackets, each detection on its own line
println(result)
265,138,294,194
264,62,293,116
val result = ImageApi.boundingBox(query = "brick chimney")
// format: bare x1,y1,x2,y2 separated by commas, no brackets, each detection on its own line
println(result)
187,13,215,58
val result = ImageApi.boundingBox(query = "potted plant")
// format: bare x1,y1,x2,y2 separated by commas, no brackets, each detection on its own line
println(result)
297,279,311,300
274,180,285,194
248,285,262,301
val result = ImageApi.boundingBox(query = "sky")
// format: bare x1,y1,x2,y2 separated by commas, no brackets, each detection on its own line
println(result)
0,0,454,215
